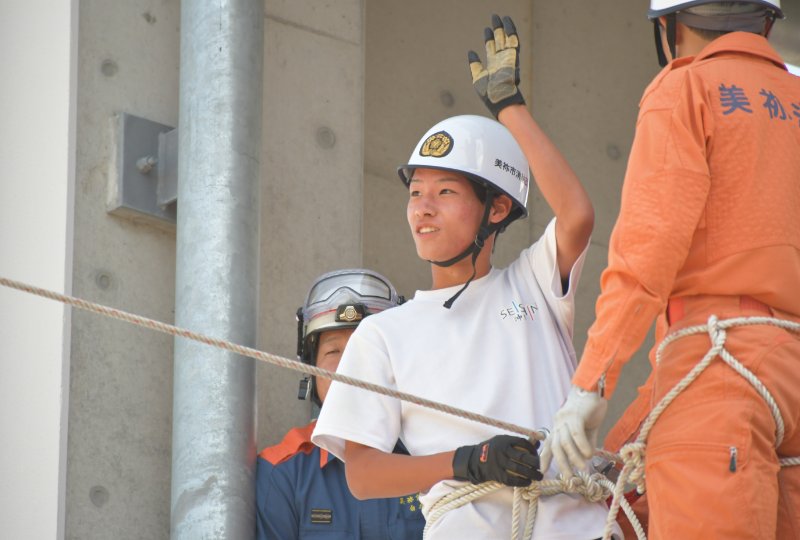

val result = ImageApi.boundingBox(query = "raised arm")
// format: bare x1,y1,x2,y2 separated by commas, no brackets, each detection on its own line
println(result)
499,105,594,279
468,14,593,280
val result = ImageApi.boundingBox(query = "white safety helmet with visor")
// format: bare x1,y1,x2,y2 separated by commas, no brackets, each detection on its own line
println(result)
296,268,402,405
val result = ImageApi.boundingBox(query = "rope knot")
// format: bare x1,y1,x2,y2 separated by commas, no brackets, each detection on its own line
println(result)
706,314,726,347
562,473,585,493
619,442,647,493
521,483,540,502
619,442,645,464
580,473,611,503
550,473,609,503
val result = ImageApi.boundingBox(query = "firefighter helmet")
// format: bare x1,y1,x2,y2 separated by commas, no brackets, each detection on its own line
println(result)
398,114,530,228
296,269,402,405
648,0,782,18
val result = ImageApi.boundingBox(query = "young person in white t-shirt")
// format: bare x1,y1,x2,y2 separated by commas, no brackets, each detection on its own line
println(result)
313,15,620,540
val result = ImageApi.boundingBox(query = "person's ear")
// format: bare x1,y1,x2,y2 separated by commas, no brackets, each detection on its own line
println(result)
489,194,513,224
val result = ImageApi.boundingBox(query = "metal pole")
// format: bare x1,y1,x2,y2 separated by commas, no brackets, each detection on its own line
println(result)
171,0,263,538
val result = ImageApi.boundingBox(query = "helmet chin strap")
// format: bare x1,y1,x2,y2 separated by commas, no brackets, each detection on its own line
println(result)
429,198,500,309
653,13,677,67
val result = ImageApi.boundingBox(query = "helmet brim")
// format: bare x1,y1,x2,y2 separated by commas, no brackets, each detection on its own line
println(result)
648,0,783,19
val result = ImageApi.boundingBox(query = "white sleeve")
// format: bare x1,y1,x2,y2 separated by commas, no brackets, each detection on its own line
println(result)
311,320,401,461
526,217,589,339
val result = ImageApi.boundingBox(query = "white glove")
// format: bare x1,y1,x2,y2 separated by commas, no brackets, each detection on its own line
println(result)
541,385,608,478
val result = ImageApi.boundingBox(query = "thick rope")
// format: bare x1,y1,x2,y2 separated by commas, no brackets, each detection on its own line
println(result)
0,275,544,440
423,472,645,540
601,314,800,540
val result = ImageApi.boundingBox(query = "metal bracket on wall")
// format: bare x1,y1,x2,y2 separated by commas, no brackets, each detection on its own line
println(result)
107,113,178,227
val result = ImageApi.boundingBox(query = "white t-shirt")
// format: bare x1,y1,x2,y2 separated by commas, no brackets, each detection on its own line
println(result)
313,219,619,539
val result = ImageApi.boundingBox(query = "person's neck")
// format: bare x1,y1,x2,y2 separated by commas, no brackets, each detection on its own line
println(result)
677,24,714,58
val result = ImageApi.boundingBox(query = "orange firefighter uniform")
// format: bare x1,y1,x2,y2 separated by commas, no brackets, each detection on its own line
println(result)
573,32,800,538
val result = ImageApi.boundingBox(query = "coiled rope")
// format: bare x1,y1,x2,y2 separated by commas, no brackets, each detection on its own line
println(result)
424,472,646,540
601,314,800,540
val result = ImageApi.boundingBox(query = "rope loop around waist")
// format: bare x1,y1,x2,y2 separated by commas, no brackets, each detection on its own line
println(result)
603,314,800,540
656,314,800,447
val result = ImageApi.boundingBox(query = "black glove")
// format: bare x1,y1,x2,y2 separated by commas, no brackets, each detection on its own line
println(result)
467,14,526,118
452,434,543,487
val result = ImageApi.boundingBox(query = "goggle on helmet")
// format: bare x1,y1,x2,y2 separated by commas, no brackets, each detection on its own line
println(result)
296,269,402,405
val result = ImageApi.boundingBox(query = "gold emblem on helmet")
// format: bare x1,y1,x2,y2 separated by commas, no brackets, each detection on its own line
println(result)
419,131,453,158
339,305,362,322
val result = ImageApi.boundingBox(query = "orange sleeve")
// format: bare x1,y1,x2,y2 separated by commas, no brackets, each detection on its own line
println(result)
603,313,667,451
603,371,654,452
574,70,712,396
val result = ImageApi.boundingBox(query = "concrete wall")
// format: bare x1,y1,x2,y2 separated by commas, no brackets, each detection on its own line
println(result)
58,1,368,536
66,2,180,538
0,1,77,537
529,1,659,435
56,1,368,537
772,0,800,66
256,0,366,447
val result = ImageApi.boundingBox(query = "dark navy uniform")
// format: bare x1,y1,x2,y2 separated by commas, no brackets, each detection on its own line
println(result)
256,421,425,540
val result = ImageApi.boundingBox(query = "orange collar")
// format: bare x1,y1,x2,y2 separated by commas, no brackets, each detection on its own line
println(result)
258,420,333,468
692,32,786,70
641,32,787,106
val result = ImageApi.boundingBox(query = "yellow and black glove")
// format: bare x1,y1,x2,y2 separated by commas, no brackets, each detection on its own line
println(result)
468,14,525,118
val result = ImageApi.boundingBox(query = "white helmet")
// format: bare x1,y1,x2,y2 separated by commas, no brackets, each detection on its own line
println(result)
648,1,782,67
398,115,530,308
398,115,530,227
296,269,402,404
298,268,400,342
648,0,783,18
